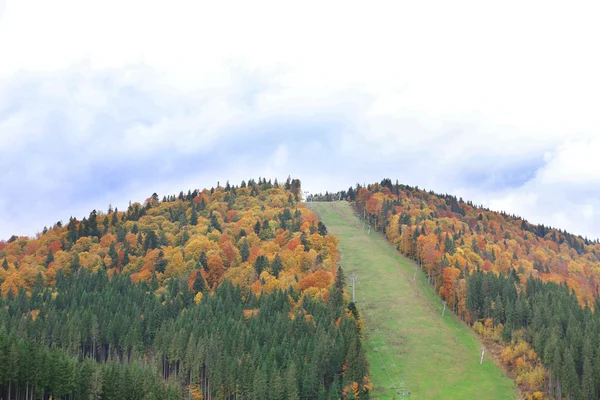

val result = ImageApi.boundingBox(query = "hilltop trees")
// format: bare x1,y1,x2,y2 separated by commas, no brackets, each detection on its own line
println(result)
317,179,600,399
0,178,370,399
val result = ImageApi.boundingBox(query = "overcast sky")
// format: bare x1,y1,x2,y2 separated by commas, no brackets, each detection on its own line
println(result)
1,0,599,240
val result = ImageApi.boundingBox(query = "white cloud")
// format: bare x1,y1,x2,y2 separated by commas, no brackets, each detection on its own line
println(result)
537,139,600,185
1,0,600,239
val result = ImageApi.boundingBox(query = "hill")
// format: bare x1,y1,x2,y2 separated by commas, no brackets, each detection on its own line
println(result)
0,178,370,399
313,179,600,399
312,201,517,399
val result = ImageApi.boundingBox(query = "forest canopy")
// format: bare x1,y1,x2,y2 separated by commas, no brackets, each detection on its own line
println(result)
0,177,370,400
312,179,600,399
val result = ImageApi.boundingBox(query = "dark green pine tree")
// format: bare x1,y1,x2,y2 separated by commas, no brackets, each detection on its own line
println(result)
193,271,206,293
67,217,78,243
240,240,250,263
116,225,126,243
562,347,580,400
111,210,118,226
102,215,109,233
254,256,269,278
29,273,45,309
285,363,300,400
493,294,504,325
253,221,261,235
345,336,367,385
190,206,198,225
122,249,130,267
71,253,80,272
271,254,283,278
581,339,596,400
150,272,159,291
199,252,208,272
155,251,168,274
329,265,345,310
444,233,456,255
300,231,310,251
159,230,169,246
143,230,158,252
269,367,285,400
45,249,54,267
252,366,268,400
209,212,221,232
108,242,118,268
88,210,101,238
2,258,8,270
318,221,328,236
177,229,190,247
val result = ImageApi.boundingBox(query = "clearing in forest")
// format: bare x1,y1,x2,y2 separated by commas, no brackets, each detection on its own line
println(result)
312,201,517,400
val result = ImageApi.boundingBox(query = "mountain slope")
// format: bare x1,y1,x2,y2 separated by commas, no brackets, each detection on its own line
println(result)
313,179,600,399
0,178,371,399
313,201,516,399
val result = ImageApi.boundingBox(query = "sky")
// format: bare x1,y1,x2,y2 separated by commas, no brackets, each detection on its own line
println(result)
1,0,599,240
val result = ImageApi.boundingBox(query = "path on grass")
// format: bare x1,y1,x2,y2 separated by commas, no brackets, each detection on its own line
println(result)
312,201,517,400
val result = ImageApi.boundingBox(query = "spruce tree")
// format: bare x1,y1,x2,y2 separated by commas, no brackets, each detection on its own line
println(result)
71,253,80,272
252,366,268,400
108,242,118,268
581,351,596,400
318,221,328,236
285,363,300,400
493,294,504,325
253,221,261,235
45,249,54,267
271,255,283,278
240,240,250,263
199,252,208,272
193,271,206,293
190,206,198,226
562,347,580,400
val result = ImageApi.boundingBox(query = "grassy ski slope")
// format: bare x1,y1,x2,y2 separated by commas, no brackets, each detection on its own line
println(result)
312,201,517,400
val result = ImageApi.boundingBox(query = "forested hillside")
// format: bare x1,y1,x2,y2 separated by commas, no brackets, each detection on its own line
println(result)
0,178,370,400
314,180,600,399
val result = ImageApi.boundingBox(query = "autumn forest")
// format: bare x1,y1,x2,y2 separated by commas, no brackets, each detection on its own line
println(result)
313,179,600,400
0,178,369,400
2,177,600,399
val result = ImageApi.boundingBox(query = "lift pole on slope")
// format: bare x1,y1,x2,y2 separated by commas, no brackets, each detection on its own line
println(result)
304,191,312,209
480,347,485,365
348,274,359,303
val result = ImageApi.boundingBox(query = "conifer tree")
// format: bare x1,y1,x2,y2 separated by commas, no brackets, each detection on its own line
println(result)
190,206,198,226
318,221,328,236
581,349,596,400
71,253,80,272
286,363,300,400
271,254,283,278
45,249,54,267
562,347,580,400
199,252,208,272
193,271,206,293
240,240,250,263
